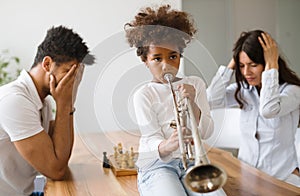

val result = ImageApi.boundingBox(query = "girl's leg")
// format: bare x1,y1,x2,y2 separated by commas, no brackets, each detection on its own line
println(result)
138,167,187,196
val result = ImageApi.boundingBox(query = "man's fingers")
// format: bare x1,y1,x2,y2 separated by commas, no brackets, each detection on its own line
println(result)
59,64,78,86
75,64,85,83
49,74,56,94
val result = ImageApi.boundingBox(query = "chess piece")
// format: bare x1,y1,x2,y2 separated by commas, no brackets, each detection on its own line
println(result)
113,146,118,159
130,146,134,157
117,142,123,154
102,151,110,168
120,154,128,169
116,154,121,165
128,156,135,168
124,150,129,160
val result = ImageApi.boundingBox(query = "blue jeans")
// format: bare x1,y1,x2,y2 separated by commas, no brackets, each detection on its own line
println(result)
30,192,44,196
137,158,226,196
285,173,300,187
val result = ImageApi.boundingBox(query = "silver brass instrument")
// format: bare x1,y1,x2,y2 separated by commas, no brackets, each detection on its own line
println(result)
164,73,227,193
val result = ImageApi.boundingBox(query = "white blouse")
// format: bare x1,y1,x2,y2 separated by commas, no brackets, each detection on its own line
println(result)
207,65,300,180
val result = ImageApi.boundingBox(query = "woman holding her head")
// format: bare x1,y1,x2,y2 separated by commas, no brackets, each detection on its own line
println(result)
207,30,300,187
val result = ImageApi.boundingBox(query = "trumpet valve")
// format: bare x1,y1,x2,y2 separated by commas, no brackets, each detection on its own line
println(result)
170,120,177,129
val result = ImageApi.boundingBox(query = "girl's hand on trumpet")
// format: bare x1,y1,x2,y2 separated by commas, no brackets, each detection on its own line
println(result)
158,127,192,158
158,129,179,158
177,84,196,103
177,83,201,124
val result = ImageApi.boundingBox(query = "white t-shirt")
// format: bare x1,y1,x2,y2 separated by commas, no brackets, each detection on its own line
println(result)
0,70,53,195
133,76,214,170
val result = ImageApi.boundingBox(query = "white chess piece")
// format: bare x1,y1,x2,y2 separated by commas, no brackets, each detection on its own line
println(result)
128,156,135,168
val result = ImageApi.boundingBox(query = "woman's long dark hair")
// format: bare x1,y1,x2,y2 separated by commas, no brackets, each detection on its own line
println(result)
233,30,300,109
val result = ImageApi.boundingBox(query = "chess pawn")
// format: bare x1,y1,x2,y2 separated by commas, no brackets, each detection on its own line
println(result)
121,161,128,169
124,150,129,160
121,153,127,162
130,146,134,157
116,153,121,165
128,157,135,168
117,142,123,154
113,146,118,159
121,154,128,169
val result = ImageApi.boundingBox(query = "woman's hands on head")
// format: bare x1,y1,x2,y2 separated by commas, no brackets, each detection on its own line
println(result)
258,32,279,70
227,32,279,72
227,58,236,70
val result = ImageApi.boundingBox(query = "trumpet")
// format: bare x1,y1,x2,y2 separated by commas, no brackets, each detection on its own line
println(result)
164,73,227,193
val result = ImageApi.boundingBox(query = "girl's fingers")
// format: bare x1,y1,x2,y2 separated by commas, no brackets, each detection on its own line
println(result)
177,84,195,97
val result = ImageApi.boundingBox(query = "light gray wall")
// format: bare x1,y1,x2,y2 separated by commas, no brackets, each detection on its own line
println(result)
182,0,300,83
0,0,180,69
183,0,233,77
276,0,300,75
0,0,181,134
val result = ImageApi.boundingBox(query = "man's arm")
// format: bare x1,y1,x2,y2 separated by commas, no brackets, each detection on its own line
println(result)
14,64,79,180
14,108,74,180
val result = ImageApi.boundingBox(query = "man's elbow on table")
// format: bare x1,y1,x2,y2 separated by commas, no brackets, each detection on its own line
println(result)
45,165,68,180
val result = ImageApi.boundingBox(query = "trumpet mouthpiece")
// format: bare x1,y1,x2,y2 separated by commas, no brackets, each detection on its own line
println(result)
164,73,174,82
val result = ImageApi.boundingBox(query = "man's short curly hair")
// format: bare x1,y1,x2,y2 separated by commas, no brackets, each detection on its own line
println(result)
124,5,197,62
32,25,94,67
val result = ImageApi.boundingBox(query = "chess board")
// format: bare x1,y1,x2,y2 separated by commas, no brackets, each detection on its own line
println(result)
109,152,138,177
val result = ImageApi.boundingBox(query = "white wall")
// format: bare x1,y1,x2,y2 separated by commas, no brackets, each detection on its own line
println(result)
0,0,181,135
183,0,233,77
0,0,181,68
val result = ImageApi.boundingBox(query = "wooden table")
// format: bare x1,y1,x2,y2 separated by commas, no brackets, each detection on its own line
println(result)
44,131,300,196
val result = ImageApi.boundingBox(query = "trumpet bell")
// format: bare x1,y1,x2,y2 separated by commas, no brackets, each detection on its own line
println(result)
184,164,227,193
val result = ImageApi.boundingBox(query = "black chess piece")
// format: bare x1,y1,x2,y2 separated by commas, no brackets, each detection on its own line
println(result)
102,151,110,168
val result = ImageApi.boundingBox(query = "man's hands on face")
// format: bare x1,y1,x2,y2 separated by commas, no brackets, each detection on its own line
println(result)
72,63,85,106
50,64,83,108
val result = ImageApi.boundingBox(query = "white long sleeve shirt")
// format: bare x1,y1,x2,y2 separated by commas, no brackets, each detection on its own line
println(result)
133,76,214,170
207,65,300,180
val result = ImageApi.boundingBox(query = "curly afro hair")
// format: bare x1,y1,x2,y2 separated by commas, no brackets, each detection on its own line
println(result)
124,5,197,62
